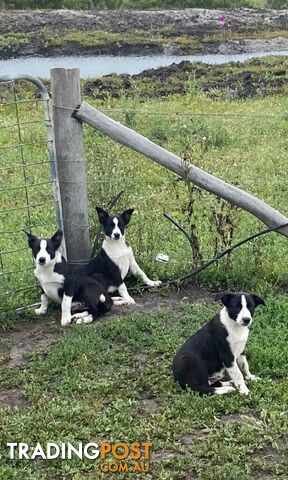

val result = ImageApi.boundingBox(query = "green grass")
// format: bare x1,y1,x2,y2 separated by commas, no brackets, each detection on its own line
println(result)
1,57,288,480
1,58,288,312
0,296,287,479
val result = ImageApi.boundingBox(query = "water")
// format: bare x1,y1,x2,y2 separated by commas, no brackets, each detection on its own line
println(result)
1,51,288,78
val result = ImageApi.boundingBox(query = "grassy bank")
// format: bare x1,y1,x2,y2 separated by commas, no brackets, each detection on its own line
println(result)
1,7,288,59
1,26,288,58
83,55,288,100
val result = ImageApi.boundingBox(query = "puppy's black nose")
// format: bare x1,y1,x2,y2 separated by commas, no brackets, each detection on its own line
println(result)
242,317,251,326
38,257,46,265
114,233,120,239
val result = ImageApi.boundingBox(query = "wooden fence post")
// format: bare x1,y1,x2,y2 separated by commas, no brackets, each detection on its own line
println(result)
51,68,90,264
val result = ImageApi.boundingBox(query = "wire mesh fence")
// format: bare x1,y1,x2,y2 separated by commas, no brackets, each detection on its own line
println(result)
0,71,288,316
0,76,62,315
82,100,288,290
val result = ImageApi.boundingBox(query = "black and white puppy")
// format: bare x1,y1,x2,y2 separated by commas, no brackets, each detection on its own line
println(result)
83,207,162,305
173,292,265,395
25,229,112,326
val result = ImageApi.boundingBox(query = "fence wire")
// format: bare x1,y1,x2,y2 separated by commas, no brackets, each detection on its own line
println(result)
0,74,287,316
0,77,62,315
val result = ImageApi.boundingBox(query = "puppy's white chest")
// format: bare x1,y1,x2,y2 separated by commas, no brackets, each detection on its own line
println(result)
103,241,131,280
111,254,130,280
227,328,249,358
35,268,64,303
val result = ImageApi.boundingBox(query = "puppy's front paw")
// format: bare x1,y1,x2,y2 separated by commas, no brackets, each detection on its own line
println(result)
61,316,72,326
124,297,136,305
215,385,235,395
76,314,93,325
35,308,46,315
145,279,162,288
71,311,90,322
111,296,136,306
247,375,260,382
239,385,250,395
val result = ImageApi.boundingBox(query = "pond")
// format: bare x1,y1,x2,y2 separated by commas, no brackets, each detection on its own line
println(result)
1,50,288,78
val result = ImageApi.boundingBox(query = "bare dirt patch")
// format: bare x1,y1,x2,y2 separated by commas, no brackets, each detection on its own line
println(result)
140,397,160,416
0,284,211,369
0,388,30,409
0,341,10,364
179,428,211,445
219,412,261,425
1,317,61,368
153,449,177,461
111,283,212,318
252,444,285,464
252,474,276,480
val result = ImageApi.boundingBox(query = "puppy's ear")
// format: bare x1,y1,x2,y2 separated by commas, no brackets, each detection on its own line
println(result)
121,208,134,226
252,294,265,307
96,207,109,225
23,230,38,249
50,229,63,249
214,291,234,307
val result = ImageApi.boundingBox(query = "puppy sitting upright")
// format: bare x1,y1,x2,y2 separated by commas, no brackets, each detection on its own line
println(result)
83,207,162,305
25,229,112,326
173,292,265,395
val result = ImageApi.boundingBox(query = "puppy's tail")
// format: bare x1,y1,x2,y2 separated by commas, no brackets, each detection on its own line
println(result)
99,294,106,303
79,280,112,321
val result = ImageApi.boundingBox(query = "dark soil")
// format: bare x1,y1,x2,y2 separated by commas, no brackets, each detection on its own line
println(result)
0,282,211,369
1,8,287,36
251,442,287,478
139,397,160,415
112,282,212,317
0,387,30,408
1,8,288,59
0,316,62,368
179,428,211,445
83,56,288,101
219,412,261,424
0,283,211,407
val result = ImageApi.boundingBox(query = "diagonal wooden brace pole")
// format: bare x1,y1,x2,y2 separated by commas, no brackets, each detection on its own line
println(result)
74,101,288,237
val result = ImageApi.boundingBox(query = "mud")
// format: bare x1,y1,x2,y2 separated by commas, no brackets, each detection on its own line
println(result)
1,8,287,36
83,56,288,101
1,8,288,59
